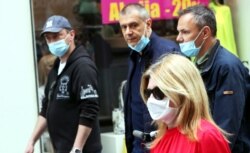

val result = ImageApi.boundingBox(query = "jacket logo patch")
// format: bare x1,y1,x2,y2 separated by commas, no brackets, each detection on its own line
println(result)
80,84,98,99
57,75,70,99
223,90,234,95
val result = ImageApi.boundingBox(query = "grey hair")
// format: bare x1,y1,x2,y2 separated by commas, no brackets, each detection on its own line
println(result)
178,5,217,37
120,3,150,21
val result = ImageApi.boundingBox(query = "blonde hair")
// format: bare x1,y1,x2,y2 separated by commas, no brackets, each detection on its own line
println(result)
38,54,56,86
140,54,228,147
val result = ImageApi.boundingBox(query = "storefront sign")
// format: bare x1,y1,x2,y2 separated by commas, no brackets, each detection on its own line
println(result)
101,0,209,24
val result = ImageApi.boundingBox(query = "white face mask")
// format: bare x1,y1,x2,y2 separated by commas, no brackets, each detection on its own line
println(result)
147,97,178,125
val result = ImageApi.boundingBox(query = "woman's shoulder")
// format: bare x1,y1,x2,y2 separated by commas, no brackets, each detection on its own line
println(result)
197,120,230,153
198,120,221,138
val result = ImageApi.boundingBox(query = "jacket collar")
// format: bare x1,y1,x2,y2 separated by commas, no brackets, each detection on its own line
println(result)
198,40,220,75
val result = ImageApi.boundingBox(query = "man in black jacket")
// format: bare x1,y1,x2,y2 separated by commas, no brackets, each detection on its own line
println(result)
25,15,102,153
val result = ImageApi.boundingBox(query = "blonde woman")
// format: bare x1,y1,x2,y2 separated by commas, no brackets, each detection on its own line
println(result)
140,54,231,153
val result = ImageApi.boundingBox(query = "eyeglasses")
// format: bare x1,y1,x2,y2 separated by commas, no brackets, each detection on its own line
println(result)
144,87,165,100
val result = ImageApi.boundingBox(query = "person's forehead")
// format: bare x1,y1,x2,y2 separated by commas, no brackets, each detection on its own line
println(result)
119,11,143,25
43,29,66,37
147,77,157,89
177,13,197,30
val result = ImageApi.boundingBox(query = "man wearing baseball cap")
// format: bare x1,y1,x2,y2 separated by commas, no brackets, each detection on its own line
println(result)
25,15,102,153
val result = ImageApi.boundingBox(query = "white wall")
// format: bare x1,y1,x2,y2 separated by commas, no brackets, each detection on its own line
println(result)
226,0,250,69
0,1,41,153
235,0,250,69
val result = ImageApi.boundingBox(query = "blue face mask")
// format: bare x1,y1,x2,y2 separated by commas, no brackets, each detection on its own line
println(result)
128,35,150,53
48,35,69,57
128,26,150,53
179,29,205,57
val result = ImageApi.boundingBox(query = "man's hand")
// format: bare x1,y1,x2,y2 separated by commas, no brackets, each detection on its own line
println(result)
24,141,34,153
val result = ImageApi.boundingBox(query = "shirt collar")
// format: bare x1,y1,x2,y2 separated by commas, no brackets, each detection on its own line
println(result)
194,45,215,72
195,50,210,66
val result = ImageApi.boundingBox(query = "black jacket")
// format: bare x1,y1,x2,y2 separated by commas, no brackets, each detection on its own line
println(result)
40,45,102,153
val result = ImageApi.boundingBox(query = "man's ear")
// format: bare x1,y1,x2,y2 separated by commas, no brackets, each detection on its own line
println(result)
202,26,211,40
69,30,75,40
146,18,152,29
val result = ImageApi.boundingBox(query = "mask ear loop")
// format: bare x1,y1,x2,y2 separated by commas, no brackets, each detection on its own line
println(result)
66,29,75,44
144,19,151,38
64,33,72,46
194,27,206,48
140,23,148,39
194,27,205,42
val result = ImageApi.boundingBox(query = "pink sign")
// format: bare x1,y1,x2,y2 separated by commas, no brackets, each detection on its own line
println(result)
101,0,209,24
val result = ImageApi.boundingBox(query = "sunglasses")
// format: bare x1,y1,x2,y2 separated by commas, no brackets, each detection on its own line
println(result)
144,87,165,100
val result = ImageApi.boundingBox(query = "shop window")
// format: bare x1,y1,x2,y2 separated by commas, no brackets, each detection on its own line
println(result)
33,0,178,137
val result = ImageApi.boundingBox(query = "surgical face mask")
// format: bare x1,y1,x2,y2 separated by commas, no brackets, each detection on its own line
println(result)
128,25,150,53
147,97,178,125
179,28,205,57
48,35,70,57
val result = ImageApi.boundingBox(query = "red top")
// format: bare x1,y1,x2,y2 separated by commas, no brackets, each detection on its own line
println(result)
150,120,231,153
